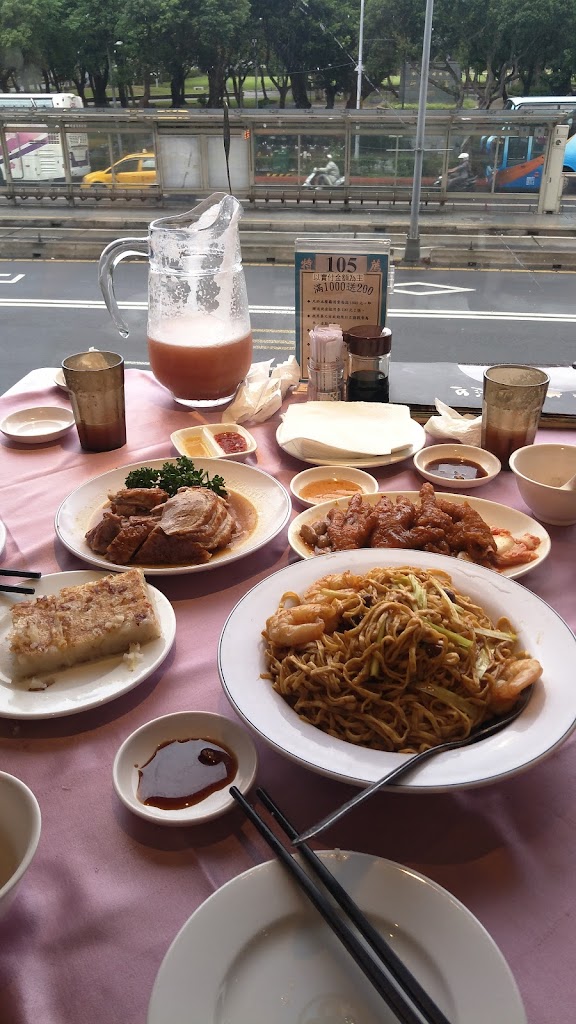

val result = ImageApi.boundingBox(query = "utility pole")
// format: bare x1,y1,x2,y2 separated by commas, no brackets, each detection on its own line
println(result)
404,0,434,262
354,0,365,160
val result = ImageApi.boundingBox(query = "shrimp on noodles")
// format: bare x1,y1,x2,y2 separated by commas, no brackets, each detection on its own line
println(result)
262,566,542,754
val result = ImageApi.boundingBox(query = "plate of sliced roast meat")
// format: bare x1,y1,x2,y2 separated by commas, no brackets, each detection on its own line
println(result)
55,459,291,575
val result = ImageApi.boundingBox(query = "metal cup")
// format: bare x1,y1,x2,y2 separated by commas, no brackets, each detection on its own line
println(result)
62,351,126,452
481,364,549,469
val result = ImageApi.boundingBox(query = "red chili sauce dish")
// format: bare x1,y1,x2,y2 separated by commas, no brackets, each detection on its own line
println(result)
214,431,248,455
137,737,238,810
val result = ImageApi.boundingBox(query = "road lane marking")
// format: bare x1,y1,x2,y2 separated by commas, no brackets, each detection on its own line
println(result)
0,298,576,324
0,274,25,284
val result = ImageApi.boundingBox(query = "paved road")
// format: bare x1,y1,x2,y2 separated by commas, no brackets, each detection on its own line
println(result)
1,259,575,391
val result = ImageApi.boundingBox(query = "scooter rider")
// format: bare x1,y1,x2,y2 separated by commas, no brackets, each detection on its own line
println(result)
447,152,472,182
316,153,340,183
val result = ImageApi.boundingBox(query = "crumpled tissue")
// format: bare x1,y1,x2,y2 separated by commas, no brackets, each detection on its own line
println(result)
424,398,482,446
222,356,301,424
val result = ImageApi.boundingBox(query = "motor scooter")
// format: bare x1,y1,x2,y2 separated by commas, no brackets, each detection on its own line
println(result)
432,169,477,192
303,168,345,188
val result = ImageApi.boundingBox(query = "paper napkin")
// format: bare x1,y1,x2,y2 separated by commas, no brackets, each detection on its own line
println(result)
424,398,482,446
278,402,414,459
223,357,301,424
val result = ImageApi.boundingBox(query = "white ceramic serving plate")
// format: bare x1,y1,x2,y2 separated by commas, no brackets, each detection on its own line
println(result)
288,490,551,580
0,571,175,719
290,466,379,507
148,850,526,1024
170,423,257,462
113,711,258,826
219,547,576,792
413,443,501,490
0,406,75,444
277,417,426,468
55,459,291,576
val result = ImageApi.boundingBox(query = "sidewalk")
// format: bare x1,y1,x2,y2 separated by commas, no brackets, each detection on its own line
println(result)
0,196,574,267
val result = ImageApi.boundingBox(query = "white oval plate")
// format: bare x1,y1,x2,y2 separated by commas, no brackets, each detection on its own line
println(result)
288,490,551,580
218,548,576,791
0,518,6,558
0,571,175,719
113,711,258,826
55,459,291,576
148,850,526,1024
277,418,426,468
0,406,74,444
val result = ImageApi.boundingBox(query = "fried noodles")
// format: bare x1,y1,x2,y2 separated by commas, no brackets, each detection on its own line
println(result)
262,567,541,754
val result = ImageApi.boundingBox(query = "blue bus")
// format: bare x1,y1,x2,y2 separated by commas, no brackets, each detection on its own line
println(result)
482,96,576,191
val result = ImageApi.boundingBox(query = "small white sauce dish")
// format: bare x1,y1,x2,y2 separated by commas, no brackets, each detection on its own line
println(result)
290,466,379,507
53,368,68,391
413,444,501,490
0,406,75,444
0,771,41,920
112,711,258,827
509,443,576,525
170,423,257,462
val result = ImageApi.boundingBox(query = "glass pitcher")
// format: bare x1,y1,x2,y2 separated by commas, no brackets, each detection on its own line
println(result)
98,192,252,409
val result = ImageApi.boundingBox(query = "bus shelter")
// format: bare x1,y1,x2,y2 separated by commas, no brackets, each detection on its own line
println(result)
0,107,570,212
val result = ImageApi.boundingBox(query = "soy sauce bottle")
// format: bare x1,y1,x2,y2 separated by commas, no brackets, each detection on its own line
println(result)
344,326,392,403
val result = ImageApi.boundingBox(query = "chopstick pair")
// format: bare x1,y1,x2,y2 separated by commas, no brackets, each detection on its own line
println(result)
230,786,451,1024
0,569,41,596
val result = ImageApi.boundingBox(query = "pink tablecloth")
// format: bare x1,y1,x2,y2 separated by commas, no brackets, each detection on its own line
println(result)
0,368,575,1024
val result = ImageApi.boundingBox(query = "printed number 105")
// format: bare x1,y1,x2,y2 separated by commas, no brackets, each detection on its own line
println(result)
327,257,357,272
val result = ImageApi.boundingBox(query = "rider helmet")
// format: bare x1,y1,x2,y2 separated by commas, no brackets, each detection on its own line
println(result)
458,152,469,160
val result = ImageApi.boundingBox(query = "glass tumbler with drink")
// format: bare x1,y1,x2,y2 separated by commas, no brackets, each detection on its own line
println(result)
481,364,549,469
98,193,253,409
62,351,126,452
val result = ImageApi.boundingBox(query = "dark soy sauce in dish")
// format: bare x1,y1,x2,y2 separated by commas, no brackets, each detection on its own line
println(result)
137,737,238,810
426,458,488,481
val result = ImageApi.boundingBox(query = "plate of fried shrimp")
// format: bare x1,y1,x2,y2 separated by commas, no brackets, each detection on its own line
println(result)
218,548,576,791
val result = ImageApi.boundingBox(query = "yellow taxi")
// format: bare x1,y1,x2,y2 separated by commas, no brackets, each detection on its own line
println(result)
81,151,156,188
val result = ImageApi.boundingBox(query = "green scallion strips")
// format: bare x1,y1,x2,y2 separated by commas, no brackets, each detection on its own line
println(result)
420,619,474,649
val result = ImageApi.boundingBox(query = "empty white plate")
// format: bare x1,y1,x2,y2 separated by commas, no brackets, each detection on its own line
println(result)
0,407,75,444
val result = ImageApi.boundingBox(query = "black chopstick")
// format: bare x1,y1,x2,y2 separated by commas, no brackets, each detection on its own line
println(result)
230,786,450,1024
257,787,451,1024
0,569,42,579
0,583,36,595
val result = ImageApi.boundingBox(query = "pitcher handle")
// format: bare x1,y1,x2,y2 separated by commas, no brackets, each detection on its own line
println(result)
98,236,149,338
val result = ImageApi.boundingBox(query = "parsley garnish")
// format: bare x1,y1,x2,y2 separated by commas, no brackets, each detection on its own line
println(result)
125,457,227,498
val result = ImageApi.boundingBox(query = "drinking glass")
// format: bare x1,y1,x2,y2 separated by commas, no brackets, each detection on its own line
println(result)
62,351,126,452
481,364,549,469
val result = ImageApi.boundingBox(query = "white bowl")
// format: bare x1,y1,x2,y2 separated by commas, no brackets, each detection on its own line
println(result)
509,444,576,525
170,423,257,462
0,772,41,919
413,444,501,490
290,466,379,507
0,406,75,444
113,711,258,827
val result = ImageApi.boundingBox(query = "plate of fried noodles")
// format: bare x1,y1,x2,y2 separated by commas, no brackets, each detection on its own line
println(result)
218,548,576,791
